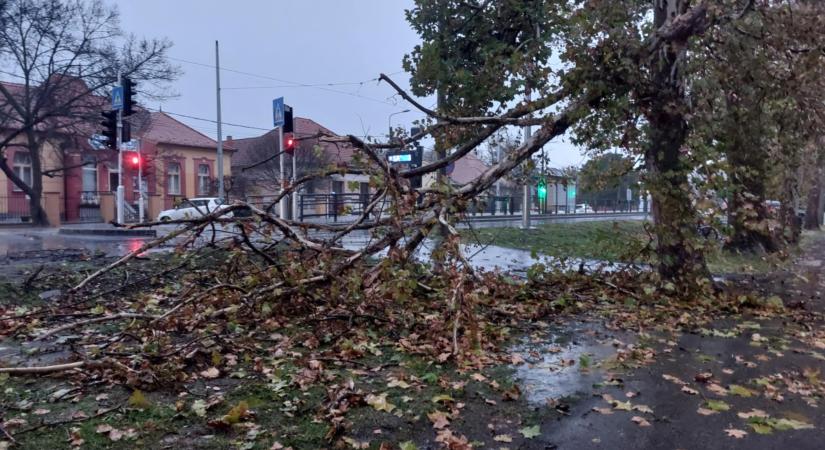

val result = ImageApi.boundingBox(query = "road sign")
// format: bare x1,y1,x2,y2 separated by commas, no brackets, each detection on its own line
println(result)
112,86,124,110
272,97,285,127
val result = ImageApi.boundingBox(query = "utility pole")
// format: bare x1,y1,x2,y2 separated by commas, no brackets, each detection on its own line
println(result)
116,71,124,224
215,40,225,201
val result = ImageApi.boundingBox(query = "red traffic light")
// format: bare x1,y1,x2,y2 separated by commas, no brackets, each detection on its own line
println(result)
125,152,141,168
284,133,296,154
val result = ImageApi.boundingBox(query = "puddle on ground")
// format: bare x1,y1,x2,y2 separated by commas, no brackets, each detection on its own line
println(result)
511,321,630,404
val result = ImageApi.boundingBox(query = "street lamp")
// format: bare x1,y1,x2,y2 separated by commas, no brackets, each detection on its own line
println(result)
388,109,411,140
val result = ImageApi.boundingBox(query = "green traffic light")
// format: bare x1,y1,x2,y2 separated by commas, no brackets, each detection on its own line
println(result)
537,184,547,200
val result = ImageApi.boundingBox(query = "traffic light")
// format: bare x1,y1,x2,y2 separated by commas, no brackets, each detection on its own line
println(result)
122,77,137,116
122,121,131,143
126,152,140,168
283,105,293,133
284,132,296,154
537,178,547,201
100,110,117,150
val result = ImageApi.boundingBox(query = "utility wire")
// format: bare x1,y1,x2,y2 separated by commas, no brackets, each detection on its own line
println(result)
167,56,401,107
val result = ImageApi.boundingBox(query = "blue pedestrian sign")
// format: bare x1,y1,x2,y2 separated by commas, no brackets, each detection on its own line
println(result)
112,86,124,110
272,97,285,127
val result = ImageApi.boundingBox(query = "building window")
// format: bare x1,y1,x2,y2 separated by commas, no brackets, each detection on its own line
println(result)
82,156,97,193
12,152,32,191
197,163,210,195
167,162,181,195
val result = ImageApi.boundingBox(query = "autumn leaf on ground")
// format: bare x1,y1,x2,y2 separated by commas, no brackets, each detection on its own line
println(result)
200,367,220,379
631,416,651,427
705,400,730,412
728,384,755,398
593,407,613,415
399,442,418,450
128,390,150,409
662,374,686,385
493,434,513,442
632,404,654,414
737,409,768,419
520,424,541,439
431,394,454,404
387,378,411,389
191,399,207,417
725,428,748,439
366,393,395,413
342,437,369,449
697,407,717,416
707,383,728,396
427,411,450,429
694,372,713,383
681,386,699,395
613,400,633,411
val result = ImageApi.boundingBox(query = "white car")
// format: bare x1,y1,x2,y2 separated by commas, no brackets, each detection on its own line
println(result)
157,197,233,222
575,203,594,214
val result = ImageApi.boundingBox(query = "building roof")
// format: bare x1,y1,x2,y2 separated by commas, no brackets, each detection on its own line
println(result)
0,79,229,152
449,151,491,186
230,117,354,169
136,111,229,150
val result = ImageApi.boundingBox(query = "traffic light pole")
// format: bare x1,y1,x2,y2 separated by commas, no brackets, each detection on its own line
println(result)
279,126,286,218
116,72,125,224
521,89,532,229
291,143,297,220
138,140,144,222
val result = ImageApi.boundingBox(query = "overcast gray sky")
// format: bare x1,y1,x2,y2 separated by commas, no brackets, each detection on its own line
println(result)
115,0,585,168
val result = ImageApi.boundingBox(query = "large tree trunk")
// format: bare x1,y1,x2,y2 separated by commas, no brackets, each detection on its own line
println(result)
26,131,50,226
804,150,823,230
644,0,709,287
725,145,782,252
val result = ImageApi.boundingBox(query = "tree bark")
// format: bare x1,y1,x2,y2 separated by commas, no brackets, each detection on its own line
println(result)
25,130,49,226
725,143,782,252
804,149,823,230
644,0,709,286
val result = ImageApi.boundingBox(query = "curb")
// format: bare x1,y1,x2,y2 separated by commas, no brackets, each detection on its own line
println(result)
58,228,157,237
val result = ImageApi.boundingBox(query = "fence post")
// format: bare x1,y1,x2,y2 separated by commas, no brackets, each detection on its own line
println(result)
332,193,338,223
299,194,304,222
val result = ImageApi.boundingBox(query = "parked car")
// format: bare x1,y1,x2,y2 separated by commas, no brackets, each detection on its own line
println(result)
575,203,594,214
157,197,234,222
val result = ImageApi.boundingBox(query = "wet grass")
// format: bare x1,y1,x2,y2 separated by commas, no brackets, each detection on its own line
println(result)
463,221,821,274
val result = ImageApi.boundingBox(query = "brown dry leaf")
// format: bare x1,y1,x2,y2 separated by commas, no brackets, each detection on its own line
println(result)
725,428,748,439
681,386,699,395
722,368,734,375
428,411,450,429
697,407,717,416
707,383,728,397
95,424,114,434
694,372,713,383
510,353,526,365
625,391,638,398
633,404,654,414
494,434,513,442
366,393,395,413
471,373,487,382
631,416,652,427
200,367,220,379
662,374,686,385
593,407,613,415
33,408,50,415
737,409,768,419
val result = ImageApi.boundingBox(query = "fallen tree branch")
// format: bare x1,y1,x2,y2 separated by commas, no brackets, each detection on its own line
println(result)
36,313,161,341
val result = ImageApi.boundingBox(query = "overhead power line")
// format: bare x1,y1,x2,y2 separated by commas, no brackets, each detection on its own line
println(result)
167,56,402,107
